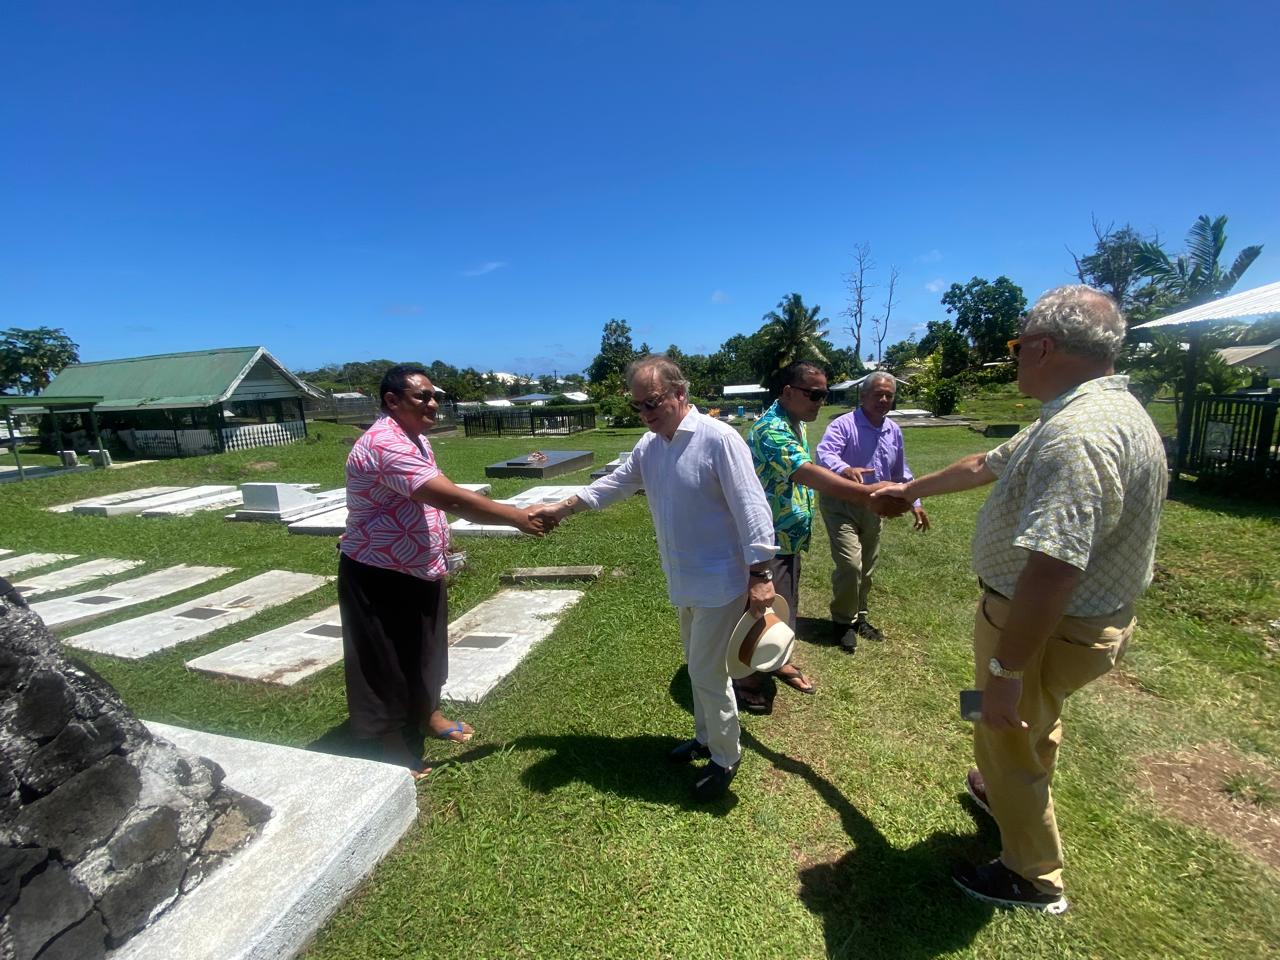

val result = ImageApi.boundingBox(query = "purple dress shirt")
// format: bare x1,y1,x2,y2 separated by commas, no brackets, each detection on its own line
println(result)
816,408,920,507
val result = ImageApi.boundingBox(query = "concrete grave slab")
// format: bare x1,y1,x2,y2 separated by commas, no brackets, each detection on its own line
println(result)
0,553,79,577
449,485,585,538
140,488,245,517
74,485,236,517
442,588,584,702
0,549,11,557
0,464,88,483
32,565,235,629
46,486,185,513
484,449,592,479
11,557,145,598
185,605,344,685
230,487,345,524
65,570,334,659
113,721,416,960
287,483,492,536
500,566,603,584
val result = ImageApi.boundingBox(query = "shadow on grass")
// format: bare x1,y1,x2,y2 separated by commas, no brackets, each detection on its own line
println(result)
513,732,737,815
745,731,998,959
1167,480,1280,519
796,615,843,648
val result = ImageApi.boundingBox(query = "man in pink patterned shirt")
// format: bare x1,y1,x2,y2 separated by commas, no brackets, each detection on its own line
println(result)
339,364,551,778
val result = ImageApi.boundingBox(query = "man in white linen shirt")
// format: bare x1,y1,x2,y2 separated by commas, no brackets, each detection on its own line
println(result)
534,355,778,802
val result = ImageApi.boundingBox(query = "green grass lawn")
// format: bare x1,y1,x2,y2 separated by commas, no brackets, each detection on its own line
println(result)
6,412,1277,958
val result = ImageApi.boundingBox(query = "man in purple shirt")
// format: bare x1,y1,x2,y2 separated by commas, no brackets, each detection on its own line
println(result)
816,372,928,650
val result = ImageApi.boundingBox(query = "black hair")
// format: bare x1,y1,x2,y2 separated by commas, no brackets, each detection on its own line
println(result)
781,360,825,388
379,364,429,410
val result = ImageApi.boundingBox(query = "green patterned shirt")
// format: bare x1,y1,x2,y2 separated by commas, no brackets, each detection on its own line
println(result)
972,375,1167,616
748,400,816,554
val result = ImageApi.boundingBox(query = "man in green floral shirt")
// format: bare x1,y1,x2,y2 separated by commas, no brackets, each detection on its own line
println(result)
742,361,908,711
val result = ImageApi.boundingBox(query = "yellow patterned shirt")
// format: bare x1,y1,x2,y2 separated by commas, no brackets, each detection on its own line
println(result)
972,375,1167,616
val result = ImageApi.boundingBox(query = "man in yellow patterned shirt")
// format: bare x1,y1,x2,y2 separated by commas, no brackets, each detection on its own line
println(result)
874,285,1166,914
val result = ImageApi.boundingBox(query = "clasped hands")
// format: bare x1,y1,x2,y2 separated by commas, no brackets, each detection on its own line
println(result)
519,498,574,537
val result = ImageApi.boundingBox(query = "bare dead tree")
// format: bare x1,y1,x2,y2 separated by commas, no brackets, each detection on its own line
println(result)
842,243,875,363
871,266,899,362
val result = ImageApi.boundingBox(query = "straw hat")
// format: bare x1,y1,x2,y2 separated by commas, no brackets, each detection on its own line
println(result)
725,596,794,680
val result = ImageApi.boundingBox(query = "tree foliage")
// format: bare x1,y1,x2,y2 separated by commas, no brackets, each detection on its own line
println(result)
917,320,970,377
587,319,639,385
941,276,1027,364
1137,214,1263,310
758,293,831,391
882,337,919,371
0,327,80,395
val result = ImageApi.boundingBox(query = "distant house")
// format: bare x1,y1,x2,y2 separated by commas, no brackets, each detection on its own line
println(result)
722,384,769,397
510,392,557,405
828,373,910,402
1216,340,1280,379
40,346,324,458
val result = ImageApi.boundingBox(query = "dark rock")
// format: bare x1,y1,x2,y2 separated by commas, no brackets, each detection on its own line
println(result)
0,846,46,916
0,646,26,692
97,852,185,944
108,807,180,870
35,909,106,960
12,670,73,742
7,861,93,960
13,755,140,862
20,714,126,795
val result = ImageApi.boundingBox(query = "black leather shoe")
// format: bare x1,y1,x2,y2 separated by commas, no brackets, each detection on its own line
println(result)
668,739,712,764
692,761,737,802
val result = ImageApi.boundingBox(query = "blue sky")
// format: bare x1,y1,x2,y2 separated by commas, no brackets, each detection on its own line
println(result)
4,1,1278,377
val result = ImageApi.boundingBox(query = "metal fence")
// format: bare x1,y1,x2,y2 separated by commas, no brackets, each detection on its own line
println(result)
119,420,308,458
463,407,596,438
1186,394,1279,494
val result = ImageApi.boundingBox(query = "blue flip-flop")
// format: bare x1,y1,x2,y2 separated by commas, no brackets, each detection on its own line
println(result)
435,720,473,743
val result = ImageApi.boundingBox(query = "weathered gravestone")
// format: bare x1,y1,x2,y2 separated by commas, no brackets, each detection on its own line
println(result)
0,585,269,960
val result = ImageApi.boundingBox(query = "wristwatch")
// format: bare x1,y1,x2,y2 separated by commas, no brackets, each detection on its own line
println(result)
987,657,1023,680
749,567,774,581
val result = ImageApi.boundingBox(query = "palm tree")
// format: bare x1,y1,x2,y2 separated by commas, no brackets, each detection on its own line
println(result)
1136,214,1263,309
1134,214,1263,477
758,294,831,388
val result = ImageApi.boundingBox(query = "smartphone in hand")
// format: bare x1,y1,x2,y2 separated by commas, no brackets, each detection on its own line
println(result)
960,689,983,722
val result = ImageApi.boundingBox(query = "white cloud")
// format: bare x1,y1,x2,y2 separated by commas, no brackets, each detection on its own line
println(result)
917,249,944,264
463,260,508,277
925,278,946,293
710,290,731,304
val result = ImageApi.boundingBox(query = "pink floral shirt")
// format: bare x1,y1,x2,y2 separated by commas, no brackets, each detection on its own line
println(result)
340,415,450,581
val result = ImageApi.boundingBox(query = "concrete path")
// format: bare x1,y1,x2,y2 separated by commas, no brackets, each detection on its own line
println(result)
65,571,333,659
74,485,236,517
0,553,78,577
11,557,144,598
32,564,235,629
186,605,344,686
113,722,416,960
47,486,184,513
442,588,584,702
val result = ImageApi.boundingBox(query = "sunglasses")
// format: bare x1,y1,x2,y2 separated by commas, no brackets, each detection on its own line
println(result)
404,391,438,402
791,387,829,402
1007,333,1051,358
628,390,670,413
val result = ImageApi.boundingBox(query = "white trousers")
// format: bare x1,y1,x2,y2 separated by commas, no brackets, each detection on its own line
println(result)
678,595,746,768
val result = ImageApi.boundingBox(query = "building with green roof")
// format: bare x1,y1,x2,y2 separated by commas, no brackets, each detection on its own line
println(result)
41,346,324,457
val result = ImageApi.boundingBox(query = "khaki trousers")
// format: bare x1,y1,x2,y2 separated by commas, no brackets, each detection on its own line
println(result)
679,595,748,769
819,494,882,624
973,590,1134,895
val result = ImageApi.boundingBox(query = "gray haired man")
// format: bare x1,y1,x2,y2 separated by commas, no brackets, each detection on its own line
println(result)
874,285,1166,914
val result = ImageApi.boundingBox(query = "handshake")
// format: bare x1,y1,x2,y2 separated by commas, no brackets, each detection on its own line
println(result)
513,497,577,537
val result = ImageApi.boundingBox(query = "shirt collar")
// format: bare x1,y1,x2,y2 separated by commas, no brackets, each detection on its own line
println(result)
673,405,701,435
853,407,888,433
1041,374,1130,419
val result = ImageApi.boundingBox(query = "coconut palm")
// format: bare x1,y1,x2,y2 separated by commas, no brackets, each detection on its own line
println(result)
1136,214,1263,309
758,293,831,378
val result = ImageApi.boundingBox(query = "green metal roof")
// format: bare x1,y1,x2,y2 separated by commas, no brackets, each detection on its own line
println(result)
40,346,317,411
0,395,103,410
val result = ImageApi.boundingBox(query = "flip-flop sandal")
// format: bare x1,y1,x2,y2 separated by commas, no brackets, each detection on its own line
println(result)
411,765,432,783
434,720,474,743
776,668,816,694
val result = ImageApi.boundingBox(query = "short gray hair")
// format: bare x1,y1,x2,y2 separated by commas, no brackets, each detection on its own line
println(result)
625,354,690,397
859,371,896,397
1022,285,1127,362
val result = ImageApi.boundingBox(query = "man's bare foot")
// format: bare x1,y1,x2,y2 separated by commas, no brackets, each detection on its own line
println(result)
775,662,816,694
